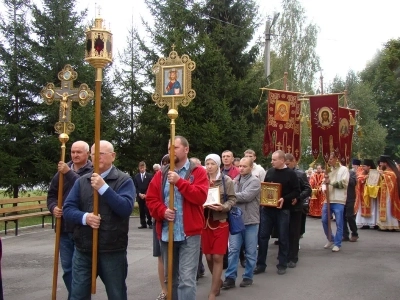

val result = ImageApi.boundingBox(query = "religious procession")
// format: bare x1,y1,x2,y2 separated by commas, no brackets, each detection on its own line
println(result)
1,1,400,300
34,39,400,300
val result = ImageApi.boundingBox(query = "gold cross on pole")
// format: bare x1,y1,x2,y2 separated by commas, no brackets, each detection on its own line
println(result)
40,64,94,134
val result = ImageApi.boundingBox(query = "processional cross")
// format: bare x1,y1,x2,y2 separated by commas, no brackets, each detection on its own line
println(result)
40,64,94,134
40,64,94,300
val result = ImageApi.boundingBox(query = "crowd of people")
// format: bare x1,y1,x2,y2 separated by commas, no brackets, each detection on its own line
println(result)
46,136,400,300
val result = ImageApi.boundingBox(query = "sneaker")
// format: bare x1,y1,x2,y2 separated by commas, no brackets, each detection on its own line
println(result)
222,278,235,289
239,278,253,287
156,292,167,300
253,267,265,274
350,236,359,242
288,261,296,268
324,241,334,249
332,246,340,252
277,268,286,275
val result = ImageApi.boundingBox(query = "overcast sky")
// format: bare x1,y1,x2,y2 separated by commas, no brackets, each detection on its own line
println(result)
79,0,399,87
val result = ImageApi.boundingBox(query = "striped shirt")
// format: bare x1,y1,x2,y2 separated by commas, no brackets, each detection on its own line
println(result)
161,159,190,242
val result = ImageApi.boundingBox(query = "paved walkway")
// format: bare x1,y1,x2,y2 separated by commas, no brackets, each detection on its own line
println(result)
1,217,400,300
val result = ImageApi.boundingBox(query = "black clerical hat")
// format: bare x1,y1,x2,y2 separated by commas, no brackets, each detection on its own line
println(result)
362,159,376,169
352,158,361,166
379,155,392,163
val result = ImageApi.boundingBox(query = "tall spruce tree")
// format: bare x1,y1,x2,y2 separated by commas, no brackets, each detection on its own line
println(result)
136,0,265,162
112,23,160,173
0,0,49,196
29,0,120,182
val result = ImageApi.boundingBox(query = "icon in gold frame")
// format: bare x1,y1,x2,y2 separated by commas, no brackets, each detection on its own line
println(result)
261,182,282,207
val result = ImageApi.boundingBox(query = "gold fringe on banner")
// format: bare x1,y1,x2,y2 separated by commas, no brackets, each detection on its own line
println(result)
349,112,356,126
357,126,363,137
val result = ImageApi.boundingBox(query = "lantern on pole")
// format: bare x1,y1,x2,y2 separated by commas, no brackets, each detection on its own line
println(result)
84,12,113,294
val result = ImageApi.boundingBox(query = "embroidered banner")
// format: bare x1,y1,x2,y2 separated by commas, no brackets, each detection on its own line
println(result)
263,89,301,161
338,107,357,166
309,94,340,163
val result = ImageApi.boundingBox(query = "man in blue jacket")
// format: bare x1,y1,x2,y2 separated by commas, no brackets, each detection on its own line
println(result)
63,140,135,300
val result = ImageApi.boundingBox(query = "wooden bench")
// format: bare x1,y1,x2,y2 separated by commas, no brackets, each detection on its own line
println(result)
0,196,54,236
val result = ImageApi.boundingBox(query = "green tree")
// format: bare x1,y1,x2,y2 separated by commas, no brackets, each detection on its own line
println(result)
29,0,121,178
272,0,320,92
112,23,155,174
360,39,400,160
136,0,265,163
329,71,387,161
0,0,49,197
266,0,321,166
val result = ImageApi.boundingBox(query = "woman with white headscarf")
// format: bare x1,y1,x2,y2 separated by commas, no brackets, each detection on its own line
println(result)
202,154,236,300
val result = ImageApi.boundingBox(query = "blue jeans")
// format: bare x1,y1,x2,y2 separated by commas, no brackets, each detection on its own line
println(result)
60,232,75,300
160,235,200,300
225,224,259,281
257,208,290,270
70,249,128,300
322,203,345,247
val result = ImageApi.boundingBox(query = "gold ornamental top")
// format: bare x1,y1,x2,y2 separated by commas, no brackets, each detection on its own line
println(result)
85,15,113,68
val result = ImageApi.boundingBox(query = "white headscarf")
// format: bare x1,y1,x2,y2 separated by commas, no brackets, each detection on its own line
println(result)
205,154,221,179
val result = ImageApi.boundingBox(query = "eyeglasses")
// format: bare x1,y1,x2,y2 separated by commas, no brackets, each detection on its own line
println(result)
90,152,113,157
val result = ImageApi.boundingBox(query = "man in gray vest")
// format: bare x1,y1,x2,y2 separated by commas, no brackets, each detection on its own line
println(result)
64,140,135,300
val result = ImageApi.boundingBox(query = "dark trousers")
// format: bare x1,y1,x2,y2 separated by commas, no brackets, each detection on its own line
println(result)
343,201,358,238
257,207,290,270
288,210,302,263
301,212,306,235
137,198,152,227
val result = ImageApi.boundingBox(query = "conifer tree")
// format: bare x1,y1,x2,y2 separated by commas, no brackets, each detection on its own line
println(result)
134,0,265,161
0,0,46,196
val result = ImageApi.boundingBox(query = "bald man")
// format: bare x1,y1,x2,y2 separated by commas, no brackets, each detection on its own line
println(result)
47,141,93,299
64,140,135,300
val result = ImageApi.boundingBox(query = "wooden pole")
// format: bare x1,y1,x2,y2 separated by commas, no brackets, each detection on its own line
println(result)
51,133,69,300
167,99,178,300
91,68,102,294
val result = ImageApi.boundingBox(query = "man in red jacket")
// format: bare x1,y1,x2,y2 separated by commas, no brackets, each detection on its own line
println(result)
146,136,208,300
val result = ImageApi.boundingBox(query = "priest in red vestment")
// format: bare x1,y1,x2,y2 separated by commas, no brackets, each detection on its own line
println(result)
309,164,325,217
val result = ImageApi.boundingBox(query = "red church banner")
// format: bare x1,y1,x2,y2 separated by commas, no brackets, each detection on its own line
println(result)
309,94,340,163
263,89,301,161
338,107,357,166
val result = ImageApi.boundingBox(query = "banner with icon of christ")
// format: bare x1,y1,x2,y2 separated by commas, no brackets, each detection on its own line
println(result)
309,94,341,163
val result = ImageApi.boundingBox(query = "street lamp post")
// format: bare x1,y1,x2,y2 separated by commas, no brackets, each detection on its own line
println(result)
264,12,280,81
84,13,113,294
